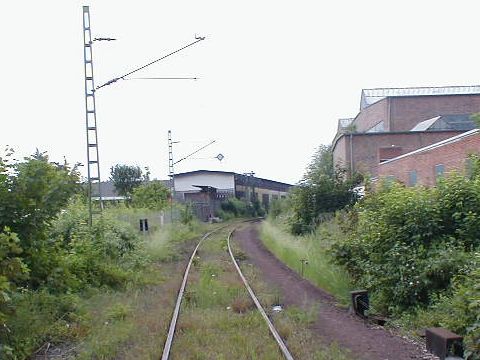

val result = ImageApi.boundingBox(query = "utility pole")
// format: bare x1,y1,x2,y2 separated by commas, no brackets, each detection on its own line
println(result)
243,171,255,202
167,132,219,222
168,130,175,220
82,6,103,226
81,6,205,226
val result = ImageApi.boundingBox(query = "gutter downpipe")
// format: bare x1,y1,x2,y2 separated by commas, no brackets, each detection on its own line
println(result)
350,132,354,177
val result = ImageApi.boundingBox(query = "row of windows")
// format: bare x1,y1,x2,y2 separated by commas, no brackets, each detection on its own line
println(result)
407,164,445,186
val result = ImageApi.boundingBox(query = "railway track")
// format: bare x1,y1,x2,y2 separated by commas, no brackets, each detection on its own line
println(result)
161,222,294,360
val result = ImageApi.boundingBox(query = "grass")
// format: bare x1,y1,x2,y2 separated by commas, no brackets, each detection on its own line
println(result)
260,219,352,305
27,218,351,359
69,220,209,360
170,227,285,359
230,233,352,360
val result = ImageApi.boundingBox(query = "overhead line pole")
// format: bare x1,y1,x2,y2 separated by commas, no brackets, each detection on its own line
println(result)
168,134,218,223
168,130,176,221
82,6,103,226
81,6,205,226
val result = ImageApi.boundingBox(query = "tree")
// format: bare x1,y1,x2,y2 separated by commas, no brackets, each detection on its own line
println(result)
0,150,81,288
0,151,81,243
131,180,169,210
110,164,146,199
290,145,362,234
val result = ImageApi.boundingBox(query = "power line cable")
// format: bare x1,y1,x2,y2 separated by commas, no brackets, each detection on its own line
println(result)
96,37,205,91
124,77,198,81
174,140,216,165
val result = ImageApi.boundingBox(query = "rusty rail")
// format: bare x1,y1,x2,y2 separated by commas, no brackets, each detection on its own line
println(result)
227,229,295,360
161,220,293,360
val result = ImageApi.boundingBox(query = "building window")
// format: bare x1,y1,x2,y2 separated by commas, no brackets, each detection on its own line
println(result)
408,170,417,186
435,164,445,181
386,175,396,182
262,194,270,208
465,157,474,179
379,146,403,163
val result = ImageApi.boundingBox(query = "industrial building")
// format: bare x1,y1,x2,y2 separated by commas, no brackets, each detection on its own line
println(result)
378,129,480,187
332,85,480,177
172,170,292,220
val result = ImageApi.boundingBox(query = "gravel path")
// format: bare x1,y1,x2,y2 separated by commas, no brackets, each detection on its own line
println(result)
233,223,437,360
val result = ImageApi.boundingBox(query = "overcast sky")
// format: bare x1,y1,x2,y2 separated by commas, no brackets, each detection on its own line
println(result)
1,1,479,184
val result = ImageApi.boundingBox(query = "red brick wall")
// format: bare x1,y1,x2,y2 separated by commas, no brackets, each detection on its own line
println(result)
348,131,463,177
390,95,480,131
332,135,349,171
378,131,480,187
353,98,389,132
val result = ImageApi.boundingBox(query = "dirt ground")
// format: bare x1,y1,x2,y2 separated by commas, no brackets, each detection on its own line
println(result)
233,222,437,360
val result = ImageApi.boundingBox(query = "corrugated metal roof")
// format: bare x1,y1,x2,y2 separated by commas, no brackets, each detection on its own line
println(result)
411,116,441,131
361,85,480,110
411,114,476,132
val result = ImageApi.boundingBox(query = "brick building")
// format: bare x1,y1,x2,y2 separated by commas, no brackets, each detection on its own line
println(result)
332,86,480,177
378,129,480,187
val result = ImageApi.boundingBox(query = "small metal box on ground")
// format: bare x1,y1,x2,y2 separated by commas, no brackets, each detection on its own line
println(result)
425,327,463,360
350,290,369,317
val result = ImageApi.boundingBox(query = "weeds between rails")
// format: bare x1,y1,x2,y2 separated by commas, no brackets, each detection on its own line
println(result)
162,220,293,360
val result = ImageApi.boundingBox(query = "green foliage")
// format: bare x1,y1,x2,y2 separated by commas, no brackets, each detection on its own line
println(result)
50,199,144,290
109,164,147,198
217,197,265,220
330,175,480,357
0,151,80,243
0,228,29,324
396,254,480,359
131,180,169,210
430,257,480,359
180,203,195,224
269,198,290,219
471,113,480,129
289,145,362,234
220,198,247,217
260,220,352,303
0,149,147,358
0,152,80,291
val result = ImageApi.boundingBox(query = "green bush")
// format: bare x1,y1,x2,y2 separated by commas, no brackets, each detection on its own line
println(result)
330,175,480,357
50,199,144,290
220,197,247,216
217,197,265,219
0,198,146,358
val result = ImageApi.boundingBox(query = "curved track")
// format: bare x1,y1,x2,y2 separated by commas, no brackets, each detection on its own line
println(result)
161,222,294,360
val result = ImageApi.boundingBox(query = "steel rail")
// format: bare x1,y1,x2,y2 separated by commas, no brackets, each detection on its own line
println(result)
227,229,295,360
161,220,292,360
160,225,228,360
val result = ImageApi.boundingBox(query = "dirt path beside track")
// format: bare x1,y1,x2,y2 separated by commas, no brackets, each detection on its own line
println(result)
233,223,436,360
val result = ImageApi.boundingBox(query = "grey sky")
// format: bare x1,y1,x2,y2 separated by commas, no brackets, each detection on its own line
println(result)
1,1,479,184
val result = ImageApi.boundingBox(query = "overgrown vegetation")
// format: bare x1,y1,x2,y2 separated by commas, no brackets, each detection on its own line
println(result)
131,180,169,210
0,150,206,359
261,219,352,304
110,163,150,199
288,145,362,234
216,197,265,220
264,144,480,358
172,225,352,359
329,176,480,358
